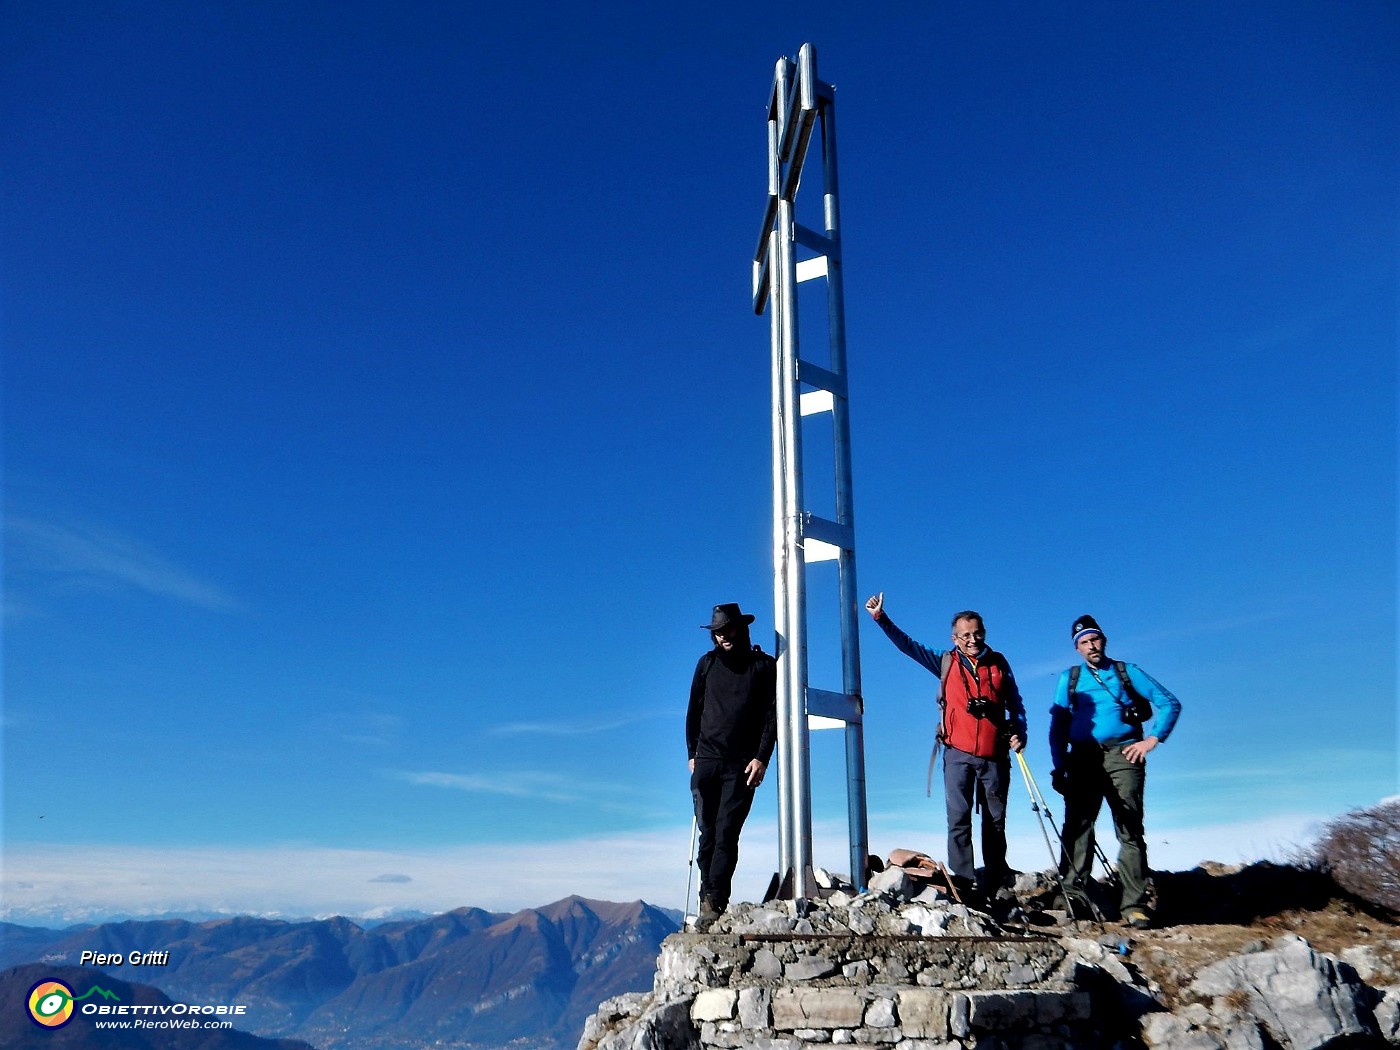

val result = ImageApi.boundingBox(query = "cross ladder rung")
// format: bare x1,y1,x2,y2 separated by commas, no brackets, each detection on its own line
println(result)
794,224,839,260
796,359,847,399
806,687,862,725
802,513,853,553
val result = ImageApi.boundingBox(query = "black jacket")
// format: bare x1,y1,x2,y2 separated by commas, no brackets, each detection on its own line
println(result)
686,645,778,768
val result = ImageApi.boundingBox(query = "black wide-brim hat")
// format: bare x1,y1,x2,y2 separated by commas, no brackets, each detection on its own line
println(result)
703,602,756,631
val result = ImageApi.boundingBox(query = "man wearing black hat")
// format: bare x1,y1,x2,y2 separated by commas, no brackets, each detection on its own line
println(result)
1050,615,1183,928
686,602,777,931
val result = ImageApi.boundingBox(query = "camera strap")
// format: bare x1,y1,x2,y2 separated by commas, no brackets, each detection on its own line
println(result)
1075,662,1153,727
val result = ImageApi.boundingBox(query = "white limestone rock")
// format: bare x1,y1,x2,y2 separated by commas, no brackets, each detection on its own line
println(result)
1372,985,1400,1041
866,867,916,899
1187,934,1375,1050
738,986,772,1029
586,995,700,1050
691,989,737,1023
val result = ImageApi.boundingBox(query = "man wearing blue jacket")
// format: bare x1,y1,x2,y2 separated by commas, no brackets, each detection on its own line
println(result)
1050,614,1182,928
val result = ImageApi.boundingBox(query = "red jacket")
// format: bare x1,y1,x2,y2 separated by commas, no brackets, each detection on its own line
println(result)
873,613,1027,759
938,651,1014,758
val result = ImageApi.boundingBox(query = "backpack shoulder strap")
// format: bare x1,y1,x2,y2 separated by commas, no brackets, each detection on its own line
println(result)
1068,664,1081,693
926,650,960,794
699,649,718,688
936,651,956,738
1114,661,1153,725
1113,661,1134,693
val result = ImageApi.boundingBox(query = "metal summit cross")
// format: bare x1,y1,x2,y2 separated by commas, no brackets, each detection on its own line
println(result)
752,44,868,903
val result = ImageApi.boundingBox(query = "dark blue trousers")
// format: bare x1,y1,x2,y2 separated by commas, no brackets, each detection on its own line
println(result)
943,747,1010,887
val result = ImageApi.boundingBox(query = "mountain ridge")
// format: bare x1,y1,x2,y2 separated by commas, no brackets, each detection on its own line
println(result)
1,896,679,1050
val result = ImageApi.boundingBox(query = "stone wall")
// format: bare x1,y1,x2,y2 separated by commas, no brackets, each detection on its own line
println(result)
577,878,1397,1050
579,894,1113,1050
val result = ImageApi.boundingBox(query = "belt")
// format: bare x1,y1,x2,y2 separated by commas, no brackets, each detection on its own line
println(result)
1074,737,1141,752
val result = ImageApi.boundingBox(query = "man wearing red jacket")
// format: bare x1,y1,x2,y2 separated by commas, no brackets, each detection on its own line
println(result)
866,593,1027,904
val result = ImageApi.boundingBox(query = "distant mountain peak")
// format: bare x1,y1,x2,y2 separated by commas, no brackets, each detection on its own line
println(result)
1,898,680,1050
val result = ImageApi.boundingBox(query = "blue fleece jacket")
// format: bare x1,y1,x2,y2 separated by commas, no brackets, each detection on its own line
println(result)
1049,660,1182,771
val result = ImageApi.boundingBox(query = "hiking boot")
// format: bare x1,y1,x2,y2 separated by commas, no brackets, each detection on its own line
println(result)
950,876,987,912
695,896,721,932
1052,889,1099,923
988,897,1014,923
1123,907,1153,930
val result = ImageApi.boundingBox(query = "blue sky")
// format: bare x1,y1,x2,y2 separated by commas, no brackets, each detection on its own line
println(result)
3,1,1396,925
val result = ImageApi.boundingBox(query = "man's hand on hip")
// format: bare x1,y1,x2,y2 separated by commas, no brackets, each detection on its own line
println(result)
1122,737,1159,763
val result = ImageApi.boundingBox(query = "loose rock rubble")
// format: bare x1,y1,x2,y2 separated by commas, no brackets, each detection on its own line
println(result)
578,866,1400,1050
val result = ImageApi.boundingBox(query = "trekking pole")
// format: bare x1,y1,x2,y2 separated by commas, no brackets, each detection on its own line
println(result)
684,815,698,924
1014,752,1101,924
1019,753,1114,883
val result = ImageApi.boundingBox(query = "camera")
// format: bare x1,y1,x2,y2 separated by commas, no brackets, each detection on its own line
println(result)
966,696,992,719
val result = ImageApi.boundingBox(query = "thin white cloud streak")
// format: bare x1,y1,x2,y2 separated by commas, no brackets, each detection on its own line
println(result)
1,808,1340,928
318,712,404,748
486,715,658,737
399,770,633,805
1012,608,1296,680
1151,750,1394,789
6,517,237,611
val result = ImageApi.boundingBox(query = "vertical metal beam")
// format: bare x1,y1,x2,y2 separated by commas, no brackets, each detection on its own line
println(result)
818,100,869,892
768,230,794,882
765,57,795,883
777,190,813,900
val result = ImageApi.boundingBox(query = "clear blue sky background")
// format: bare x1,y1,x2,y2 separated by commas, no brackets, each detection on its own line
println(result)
3,1,1396,925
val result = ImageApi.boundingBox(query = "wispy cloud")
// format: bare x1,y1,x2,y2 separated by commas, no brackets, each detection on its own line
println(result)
486,715,656,737
399,770,627,804
1013,607,1297,679
314,711,404,748
1149,749,1393,794
6,517,237,611
369,873,412,884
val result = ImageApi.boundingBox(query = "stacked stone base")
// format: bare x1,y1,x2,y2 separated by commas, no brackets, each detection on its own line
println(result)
583,928,1101,1050
695,981,1090,1049
579,883,1397,1050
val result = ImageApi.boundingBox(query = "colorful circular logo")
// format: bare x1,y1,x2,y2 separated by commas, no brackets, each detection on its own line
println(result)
28,980,76,1029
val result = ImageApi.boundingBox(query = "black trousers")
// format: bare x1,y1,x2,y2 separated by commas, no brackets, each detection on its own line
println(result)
691,759,756,909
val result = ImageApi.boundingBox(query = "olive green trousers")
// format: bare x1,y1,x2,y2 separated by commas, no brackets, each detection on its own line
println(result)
1060,741,1150,914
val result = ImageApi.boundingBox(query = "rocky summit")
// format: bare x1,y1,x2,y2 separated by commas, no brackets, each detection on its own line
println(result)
579,862,1400,1050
